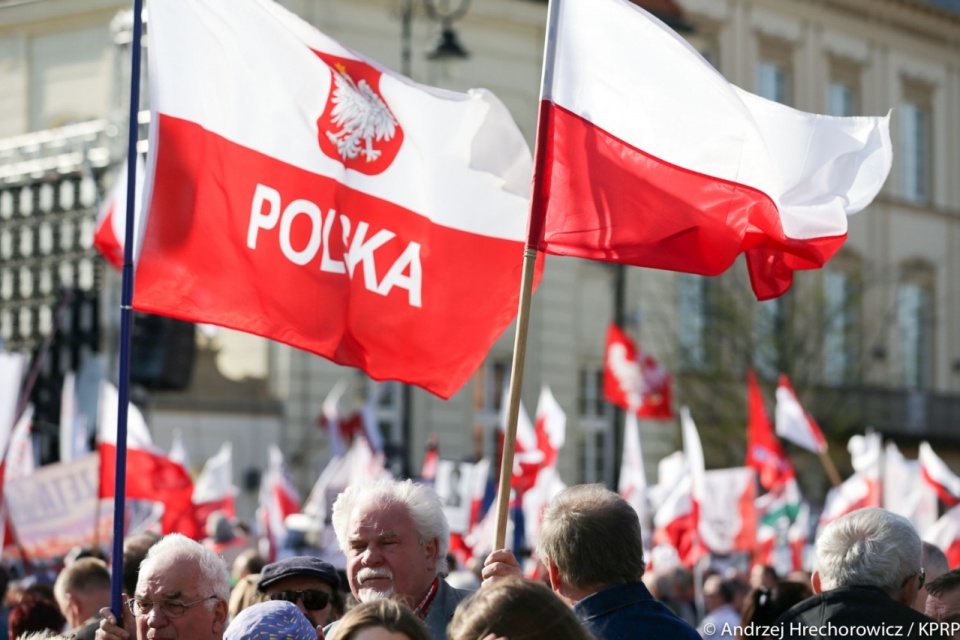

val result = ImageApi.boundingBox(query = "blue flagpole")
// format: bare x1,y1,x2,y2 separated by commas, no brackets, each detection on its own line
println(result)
110,0,145,622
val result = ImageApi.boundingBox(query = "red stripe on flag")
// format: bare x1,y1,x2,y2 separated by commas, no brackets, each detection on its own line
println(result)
534,103,846,299
134,116,538,399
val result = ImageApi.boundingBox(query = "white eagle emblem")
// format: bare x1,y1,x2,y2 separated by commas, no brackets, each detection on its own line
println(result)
325,68,397,162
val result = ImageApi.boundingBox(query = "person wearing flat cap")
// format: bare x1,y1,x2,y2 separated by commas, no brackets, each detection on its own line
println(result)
256,556,344,628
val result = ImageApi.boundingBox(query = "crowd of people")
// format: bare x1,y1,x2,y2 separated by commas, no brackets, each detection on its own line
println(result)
3,479,960,640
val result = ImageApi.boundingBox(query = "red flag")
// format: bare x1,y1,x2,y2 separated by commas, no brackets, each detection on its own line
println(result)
745,370,795,491
133,0,538,399
97,383,199,538
529,0,891,300
603,324,672,419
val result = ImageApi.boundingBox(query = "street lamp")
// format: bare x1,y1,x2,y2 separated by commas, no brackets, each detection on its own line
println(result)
397,0,470,77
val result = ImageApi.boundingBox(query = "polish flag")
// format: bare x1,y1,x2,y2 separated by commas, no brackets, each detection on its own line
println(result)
699,467,757,555
4,405,35,481
135,0,537,399
603,324,672,419
745,370,795,491
97,382,200,538
919,442,960,507
498,390,539,497
192,442,237,526
258,445,302,562
681,407,707,565
529,0,891,301
818,434,882,529
651,451,697,567
0,352,26,551
775,375,828,454
93,154,145,270
925,505,960,569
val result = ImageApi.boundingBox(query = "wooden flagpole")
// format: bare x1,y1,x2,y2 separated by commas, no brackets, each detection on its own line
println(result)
819,449,843,488
492,248,539,550
108,0,145,621
492,0,562,552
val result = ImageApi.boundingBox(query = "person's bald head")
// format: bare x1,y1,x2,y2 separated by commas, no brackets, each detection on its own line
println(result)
916,541,950,612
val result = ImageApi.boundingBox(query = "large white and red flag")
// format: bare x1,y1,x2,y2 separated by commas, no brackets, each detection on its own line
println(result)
603,324,672,419
745,370,795,491
775,375,828,454
135,0,536,399
93,153,145,270
529,0,891,301
97,382,199,538
919,442,960,507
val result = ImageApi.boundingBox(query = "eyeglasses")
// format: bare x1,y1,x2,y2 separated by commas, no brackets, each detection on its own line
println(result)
268,589,331,611
126,595,218,618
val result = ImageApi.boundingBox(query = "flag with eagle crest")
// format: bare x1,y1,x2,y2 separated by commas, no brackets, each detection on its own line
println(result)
135,0,538,398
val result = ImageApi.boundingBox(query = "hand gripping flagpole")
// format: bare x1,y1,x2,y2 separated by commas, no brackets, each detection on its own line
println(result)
492,0,561,552
109,0,145,622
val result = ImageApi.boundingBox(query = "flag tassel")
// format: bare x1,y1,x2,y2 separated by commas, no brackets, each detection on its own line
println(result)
493,247,538,550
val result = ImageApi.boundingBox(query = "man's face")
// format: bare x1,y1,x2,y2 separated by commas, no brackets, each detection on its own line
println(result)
925,589,960,639
134,557,227,640
264,575,337,627
345,501,438,607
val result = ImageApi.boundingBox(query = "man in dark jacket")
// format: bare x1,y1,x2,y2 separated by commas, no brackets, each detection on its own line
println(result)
483,484,700,640
775,508,945,639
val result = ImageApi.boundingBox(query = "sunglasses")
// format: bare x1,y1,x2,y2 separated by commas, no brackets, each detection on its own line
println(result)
268,589,331,611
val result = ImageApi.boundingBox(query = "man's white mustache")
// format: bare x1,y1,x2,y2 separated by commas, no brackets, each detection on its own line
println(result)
357,567,394,583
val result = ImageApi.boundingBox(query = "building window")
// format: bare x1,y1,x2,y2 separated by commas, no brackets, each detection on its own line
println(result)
365,378,403,471
753,298,783,381
678,274,719,371
900,84,932,204
757,42,793,105
897,265,933,389
827,59,861,117
578,366,613,486
823,269,860,385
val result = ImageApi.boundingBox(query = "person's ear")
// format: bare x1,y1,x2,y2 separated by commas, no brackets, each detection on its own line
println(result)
811,571,822,595
546,558,562,592
212,597,228,633
424,537,440,569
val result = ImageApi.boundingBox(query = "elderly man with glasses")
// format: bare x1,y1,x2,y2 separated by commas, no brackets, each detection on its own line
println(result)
96,533,231,640
256,556,343,627
774,508,944,639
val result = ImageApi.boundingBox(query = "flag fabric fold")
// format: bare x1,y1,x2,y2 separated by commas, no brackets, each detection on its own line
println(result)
136,0,538,399
94,154,145,270
530,0,892,300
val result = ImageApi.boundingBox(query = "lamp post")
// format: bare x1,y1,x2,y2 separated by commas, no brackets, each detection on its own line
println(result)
397,0,470,77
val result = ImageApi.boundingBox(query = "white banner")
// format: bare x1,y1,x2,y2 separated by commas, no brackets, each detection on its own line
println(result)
4,454,114,558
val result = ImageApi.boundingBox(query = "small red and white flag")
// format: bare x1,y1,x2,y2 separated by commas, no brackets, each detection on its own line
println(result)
745,370,795,491
499,389,539,497
618,411,650,532
5,405,35,481
651,451,696,567
775,375,827,454
97,382,199,538
192,442,237,525
93,154,145,270
818,433,882,530
258,444,301,562
919,441,960,507
135,0,537,399
530,0,891,301
884,442,937,535
603,324,672,419
699,467,757,556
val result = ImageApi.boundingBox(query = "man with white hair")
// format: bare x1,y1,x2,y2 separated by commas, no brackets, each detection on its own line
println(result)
326,478,471,640
95,533,231,640
775,508,940,638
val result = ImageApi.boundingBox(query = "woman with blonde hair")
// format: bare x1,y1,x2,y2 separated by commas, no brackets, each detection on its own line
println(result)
327,600,430,640
448,577,594,640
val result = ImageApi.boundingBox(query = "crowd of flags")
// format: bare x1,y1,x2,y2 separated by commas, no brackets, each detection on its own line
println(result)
0,0,916,576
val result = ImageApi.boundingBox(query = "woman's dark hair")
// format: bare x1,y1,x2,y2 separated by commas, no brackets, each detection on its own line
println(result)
327,600,430,640
8,596,67,640
740,580,813,634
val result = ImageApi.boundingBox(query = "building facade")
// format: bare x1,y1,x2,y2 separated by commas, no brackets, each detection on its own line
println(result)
1,0,958,520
